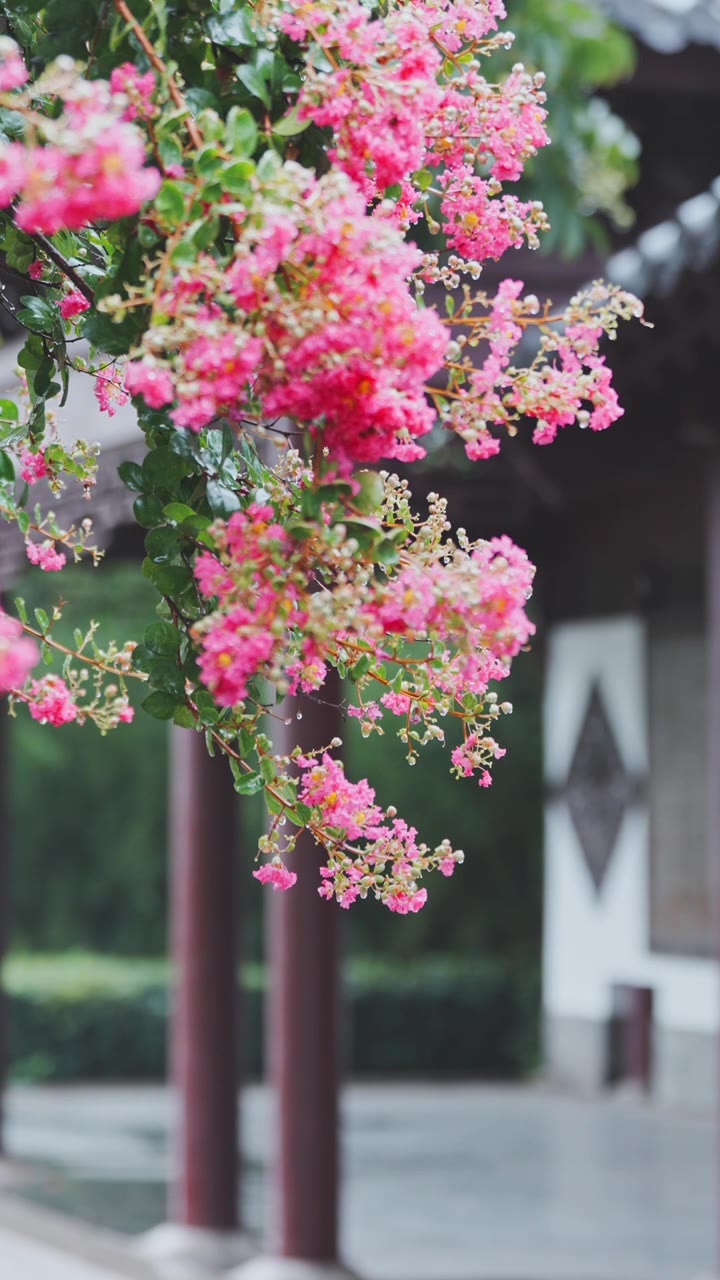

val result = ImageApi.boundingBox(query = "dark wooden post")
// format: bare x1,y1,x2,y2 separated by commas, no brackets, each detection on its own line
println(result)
0,708,8,1156
709,456,720,1274
268,675,343,1264
169,726,239,1230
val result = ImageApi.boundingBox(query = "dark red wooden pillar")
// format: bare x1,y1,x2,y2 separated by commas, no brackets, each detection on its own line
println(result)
709,457,720,1273
169,726,239,1230
268,675,342,1262
0,709,7,1156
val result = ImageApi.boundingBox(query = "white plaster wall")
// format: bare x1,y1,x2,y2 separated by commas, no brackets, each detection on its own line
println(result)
543,615,720,1039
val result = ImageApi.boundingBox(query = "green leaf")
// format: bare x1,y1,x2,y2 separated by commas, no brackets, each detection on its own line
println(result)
289,801,313,826
131,644,154,673
146,660,185,698
234,771,265,795
144,525,181,563
17,294,59,334
0,399,19,423
265,790,282,816
301,487,321,520
117,461,146,492
206,479,241,518
141,690,182,720
225,106,258,156
376,538,400,568
0,450,14,482
260,756,276,783
273,105,310,138
158,136,183,172
173,706,196,729
144,620,180,656
154,180,186,227
237,65,271,109
221,160,255,195
81,311,144,357
341,517,382,553
17,336,43,371
206,7,254,47
34,608,49,632
148,563,193,596
353,470,384,515
142,447,189,490
163,502,197,523
133,495,165,528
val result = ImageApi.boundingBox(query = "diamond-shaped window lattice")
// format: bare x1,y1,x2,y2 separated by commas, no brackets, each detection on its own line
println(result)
565,685,635,892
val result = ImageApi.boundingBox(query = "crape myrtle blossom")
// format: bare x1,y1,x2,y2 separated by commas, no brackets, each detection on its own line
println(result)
0,37,29,92
26,539,66,572
27,674,78,726
302,752,463,910
0,611,38,693
94,368,129,417
58,289,91,320
0,51,160,234
20,446,48,485
192,472,529,907
124,166,448,467
109,63,157,120
0,1,641,913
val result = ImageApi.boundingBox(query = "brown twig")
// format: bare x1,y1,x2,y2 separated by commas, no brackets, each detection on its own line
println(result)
20,622,145,678
113,0,204,151
32,235,95,303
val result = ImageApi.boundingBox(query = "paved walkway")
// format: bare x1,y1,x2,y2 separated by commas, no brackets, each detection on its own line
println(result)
0,1082,716,1280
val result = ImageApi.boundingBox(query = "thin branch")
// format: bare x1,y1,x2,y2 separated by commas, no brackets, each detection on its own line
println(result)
32,235,95,303
113,0,204,151
20,622,146,679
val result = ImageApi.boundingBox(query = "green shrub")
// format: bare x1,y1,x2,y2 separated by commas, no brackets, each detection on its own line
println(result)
4,951,538,1082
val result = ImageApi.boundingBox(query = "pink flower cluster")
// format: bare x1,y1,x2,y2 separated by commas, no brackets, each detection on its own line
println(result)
94,368,129,417
125,168,448,465
0,611,38,694
20,447,48,485
0,37,29,92
193,504,291,705
26,539,66,572
59,290,91,320
440,171,547,262
253,860,298,891
109,63,156,120
276,751,461,911
193,479,532,795
269,0,548,263
27,675,78,726
0,63,160,234
519,322,624,444
438,281,643,461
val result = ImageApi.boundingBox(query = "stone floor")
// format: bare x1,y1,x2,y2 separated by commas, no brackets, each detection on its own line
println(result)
0,1081,716,1280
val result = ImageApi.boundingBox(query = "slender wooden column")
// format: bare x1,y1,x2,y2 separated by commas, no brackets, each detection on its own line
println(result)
268,675,342,1262
0,708,7,1157
708,456,720,1275
169,726,239,1230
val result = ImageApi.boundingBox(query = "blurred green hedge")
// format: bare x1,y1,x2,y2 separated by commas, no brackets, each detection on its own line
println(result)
4,952,538,1082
